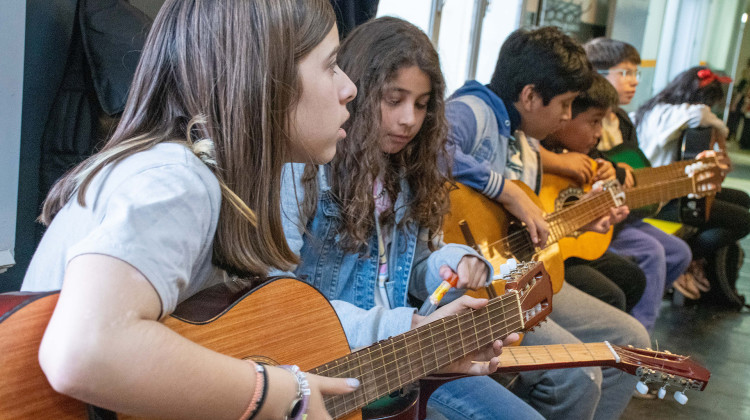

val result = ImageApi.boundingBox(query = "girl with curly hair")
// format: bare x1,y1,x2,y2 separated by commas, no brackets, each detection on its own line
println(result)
284,16,541,420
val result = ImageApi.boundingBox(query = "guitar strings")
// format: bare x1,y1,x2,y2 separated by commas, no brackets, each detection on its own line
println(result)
322,302,523,415
482,190,617,260
319,295,526,414
318,296,520,389
482,167,714,265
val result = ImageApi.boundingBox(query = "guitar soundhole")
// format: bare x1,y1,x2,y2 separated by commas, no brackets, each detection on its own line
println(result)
556,188,585,238
507,219,535,261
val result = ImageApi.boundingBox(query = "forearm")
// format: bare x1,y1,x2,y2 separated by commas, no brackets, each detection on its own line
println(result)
40,255,297,420
539,146,566,176
43,316,296,419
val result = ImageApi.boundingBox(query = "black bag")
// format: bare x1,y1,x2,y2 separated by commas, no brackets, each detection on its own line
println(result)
702,242,747,309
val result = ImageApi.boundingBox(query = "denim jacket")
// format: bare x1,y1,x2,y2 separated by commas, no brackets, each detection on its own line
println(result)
285,164,493,349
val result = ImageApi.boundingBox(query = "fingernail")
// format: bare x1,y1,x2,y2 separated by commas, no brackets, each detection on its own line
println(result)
346,378,360,388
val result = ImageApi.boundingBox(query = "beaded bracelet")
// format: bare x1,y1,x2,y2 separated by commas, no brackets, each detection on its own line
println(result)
279,365,311,420
239,361,266,420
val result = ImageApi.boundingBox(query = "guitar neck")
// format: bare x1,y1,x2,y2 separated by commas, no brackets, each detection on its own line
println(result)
545,192,618,244
545,156,712,243
634,160,690,181
632,157,713,186
315,292,524,418
625,177,696,209
498,342,619,372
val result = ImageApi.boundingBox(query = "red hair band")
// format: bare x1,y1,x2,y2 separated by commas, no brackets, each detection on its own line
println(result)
697,68,732,87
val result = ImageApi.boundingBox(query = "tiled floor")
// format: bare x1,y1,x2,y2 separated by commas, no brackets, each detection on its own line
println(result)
621,145,750,419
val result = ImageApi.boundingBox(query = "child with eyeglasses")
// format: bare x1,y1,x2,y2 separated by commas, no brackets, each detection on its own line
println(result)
583,38,693,333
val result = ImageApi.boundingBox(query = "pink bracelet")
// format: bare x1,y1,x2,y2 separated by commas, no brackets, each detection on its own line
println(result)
239,360,266,420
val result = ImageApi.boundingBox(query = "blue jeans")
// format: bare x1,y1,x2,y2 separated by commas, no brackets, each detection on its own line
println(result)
427,376,543,420
513,282,651,420
608,220,692,332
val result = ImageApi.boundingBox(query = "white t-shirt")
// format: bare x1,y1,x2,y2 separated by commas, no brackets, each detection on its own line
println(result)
636,103,728,167
22,142,223,318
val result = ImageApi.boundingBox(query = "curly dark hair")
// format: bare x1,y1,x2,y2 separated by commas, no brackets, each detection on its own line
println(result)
303,16,450,253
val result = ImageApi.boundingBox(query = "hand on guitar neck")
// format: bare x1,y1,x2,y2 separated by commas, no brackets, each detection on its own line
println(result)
578,180,630,234
495,180,549,247
413,294,521,376
696,149,730,182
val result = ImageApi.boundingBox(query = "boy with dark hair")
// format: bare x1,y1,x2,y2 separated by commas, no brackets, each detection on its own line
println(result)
543,75,647,313
583,37,641,149
583,39,693,332
583,37,642,73
446,26,650,420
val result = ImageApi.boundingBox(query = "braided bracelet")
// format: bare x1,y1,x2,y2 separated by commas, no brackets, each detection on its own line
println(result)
239,361,266,420
279,365,311,420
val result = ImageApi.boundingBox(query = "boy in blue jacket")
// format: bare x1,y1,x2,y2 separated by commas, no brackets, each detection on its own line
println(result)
446,26,650,420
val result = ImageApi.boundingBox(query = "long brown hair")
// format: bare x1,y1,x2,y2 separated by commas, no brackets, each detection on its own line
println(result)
40,0,335,275
305,16,450,252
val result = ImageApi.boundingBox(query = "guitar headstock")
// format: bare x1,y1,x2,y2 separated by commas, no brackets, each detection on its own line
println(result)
612,344,711,404
503,260,553,332
685,160,722,197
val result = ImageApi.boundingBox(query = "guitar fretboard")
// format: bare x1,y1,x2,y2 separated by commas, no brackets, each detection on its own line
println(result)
499,342,618,370
312,290,525,418
545,190,618,244
625,177,698,209
633,157,713,186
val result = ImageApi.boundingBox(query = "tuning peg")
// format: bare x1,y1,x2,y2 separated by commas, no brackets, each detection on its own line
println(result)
636,381,649,395
658,386,666,399
499,263,511,278
674,390,688,405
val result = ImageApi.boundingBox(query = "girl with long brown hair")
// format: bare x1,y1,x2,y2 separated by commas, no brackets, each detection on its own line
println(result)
22,0,360,418
288,17,542,420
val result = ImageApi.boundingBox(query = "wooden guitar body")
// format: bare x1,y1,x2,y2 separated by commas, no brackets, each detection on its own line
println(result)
443,181,565,294
0,264,552,420
538,173,612,261
0,280,362,420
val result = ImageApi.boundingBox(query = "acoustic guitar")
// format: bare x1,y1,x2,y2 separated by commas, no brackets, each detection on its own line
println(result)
537,157,720,264
0,262,553,420
443,180,626,294
606,141,717,223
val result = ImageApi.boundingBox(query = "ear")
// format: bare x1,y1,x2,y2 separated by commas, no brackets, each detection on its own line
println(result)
517,84,540,112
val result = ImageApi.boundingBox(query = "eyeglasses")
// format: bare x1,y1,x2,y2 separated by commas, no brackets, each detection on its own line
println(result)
598,68,641,81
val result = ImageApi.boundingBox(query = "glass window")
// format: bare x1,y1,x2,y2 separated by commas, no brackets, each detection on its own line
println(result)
376,0,432,34
475,0,523,84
